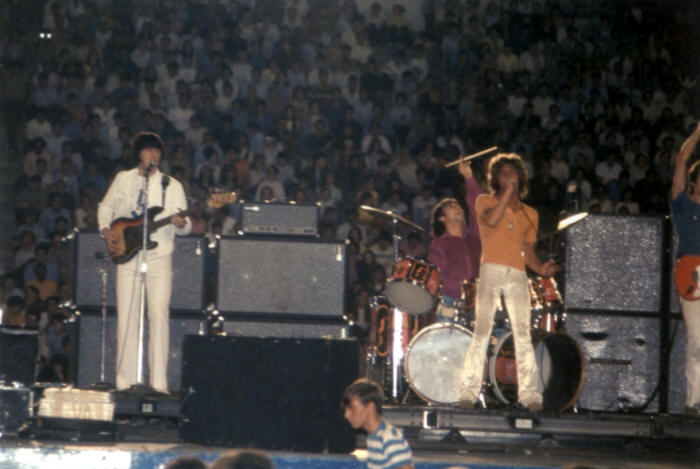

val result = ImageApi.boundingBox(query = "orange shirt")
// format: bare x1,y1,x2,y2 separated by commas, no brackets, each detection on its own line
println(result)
475,194,538,271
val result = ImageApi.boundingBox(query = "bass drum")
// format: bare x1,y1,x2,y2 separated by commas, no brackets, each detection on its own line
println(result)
489,329,584,411
403,323,472,405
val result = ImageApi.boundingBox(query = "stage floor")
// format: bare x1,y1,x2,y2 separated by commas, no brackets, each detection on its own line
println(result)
2,405,699,469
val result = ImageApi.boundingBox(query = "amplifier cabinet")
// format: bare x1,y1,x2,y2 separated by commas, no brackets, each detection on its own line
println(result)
180,335,359,452
73,232,208,313
241,202,319,236
564,311,660,413
74,311,204,392
564,214,664,313
216,236,346,318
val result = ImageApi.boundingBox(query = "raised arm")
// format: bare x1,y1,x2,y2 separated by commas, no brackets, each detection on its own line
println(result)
671,122,700,200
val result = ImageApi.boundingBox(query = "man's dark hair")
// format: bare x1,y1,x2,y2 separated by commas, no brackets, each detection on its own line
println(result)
132,131,165,165
164,456,207,469
208,449,275,469
430,197,458,238
341,378,384,415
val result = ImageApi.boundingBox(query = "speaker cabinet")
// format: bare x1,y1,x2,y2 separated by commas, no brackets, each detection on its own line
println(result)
564,214,664,313
73,232,208,313
74,312,204,391
667,316,687,415
564,311,660,412
221,317,347,339
216,236,346,317
0,327,39,387
0,387,32,434
180,335,359,452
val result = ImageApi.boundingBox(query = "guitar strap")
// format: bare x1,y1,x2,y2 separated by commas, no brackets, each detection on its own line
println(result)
161,174,170,207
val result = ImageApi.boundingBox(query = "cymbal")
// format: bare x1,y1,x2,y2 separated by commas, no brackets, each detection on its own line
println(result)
557,211,588,231
359,205,426,233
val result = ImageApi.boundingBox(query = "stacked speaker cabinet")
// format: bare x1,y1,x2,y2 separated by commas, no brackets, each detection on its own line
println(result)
74,312,204,391
73,231,209,391
563,214,668,412
180,335,359,452
73,231,208,313
216,236,346,319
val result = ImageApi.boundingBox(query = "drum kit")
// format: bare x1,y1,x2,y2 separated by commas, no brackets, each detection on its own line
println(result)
361,206,587,411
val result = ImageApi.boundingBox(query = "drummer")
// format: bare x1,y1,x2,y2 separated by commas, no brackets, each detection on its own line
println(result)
427,158,482,322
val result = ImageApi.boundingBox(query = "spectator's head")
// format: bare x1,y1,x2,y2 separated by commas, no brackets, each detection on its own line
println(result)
208,449,275,469
342,378,384,431
163,456,207,469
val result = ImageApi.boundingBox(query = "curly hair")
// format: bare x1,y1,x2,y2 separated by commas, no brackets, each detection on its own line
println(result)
487,153,529,198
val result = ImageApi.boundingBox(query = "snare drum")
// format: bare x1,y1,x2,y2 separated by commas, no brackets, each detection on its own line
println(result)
489,329,584,411
385,257,441,315
403,323,473,405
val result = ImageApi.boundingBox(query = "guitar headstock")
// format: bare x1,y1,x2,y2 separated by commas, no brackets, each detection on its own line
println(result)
207,191,238,209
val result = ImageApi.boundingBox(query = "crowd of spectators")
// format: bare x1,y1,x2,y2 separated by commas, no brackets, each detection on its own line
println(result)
0,0,699,377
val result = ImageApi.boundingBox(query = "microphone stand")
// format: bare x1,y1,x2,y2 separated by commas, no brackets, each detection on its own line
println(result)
134,165,153,391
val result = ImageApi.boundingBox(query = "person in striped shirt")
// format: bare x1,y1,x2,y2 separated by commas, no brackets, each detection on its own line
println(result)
342,378,413,469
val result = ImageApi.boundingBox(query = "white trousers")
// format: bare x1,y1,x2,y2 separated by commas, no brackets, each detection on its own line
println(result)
460,263,542,406
116,253,172,391
680,297,700,408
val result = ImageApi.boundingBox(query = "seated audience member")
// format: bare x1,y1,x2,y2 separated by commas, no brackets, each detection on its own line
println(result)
208,449,276,469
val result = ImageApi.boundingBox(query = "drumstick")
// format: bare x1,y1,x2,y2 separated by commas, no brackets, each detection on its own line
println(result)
444,146,498,168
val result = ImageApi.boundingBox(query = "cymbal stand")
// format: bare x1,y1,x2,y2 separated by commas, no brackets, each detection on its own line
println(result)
389,216,403,401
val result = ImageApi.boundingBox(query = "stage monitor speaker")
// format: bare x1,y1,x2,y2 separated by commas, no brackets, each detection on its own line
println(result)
564,311,660,412
73,232,208,313
74,312,204,391
0,327,39,387
180,335,359,453
564,214,663,313
241,202,319,236
216,237,346,317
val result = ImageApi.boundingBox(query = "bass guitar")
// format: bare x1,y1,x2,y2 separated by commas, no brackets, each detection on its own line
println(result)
674,255,700,301
108,192,237,264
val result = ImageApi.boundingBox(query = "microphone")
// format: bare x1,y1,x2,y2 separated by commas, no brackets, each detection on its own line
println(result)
161,174,170,190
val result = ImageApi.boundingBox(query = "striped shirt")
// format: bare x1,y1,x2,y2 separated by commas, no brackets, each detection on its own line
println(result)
366,420,412,469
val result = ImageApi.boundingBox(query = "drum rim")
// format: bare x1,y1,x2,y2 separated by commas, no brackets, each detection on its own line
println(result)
384,280,441,315
403,322,473,405
488,329,585,411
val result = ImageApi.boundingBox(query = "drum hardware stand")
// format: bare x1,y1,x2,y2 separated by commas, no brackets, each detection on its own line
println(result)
388,216,403,402
94,252,113,389
390,306,405,402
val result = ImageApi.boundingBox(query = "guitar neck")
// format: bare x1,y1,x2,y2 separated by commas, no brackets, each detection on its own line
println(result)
151,208,194,231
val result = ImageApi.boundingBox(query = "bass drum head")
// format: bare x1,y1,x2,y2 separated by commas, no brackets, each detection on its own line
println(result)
403,323,472,405
489,329,584,411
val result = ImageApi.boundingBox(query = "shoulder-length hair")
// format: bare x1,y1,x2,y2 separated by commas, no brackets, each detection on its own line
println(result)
487,152,529,198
